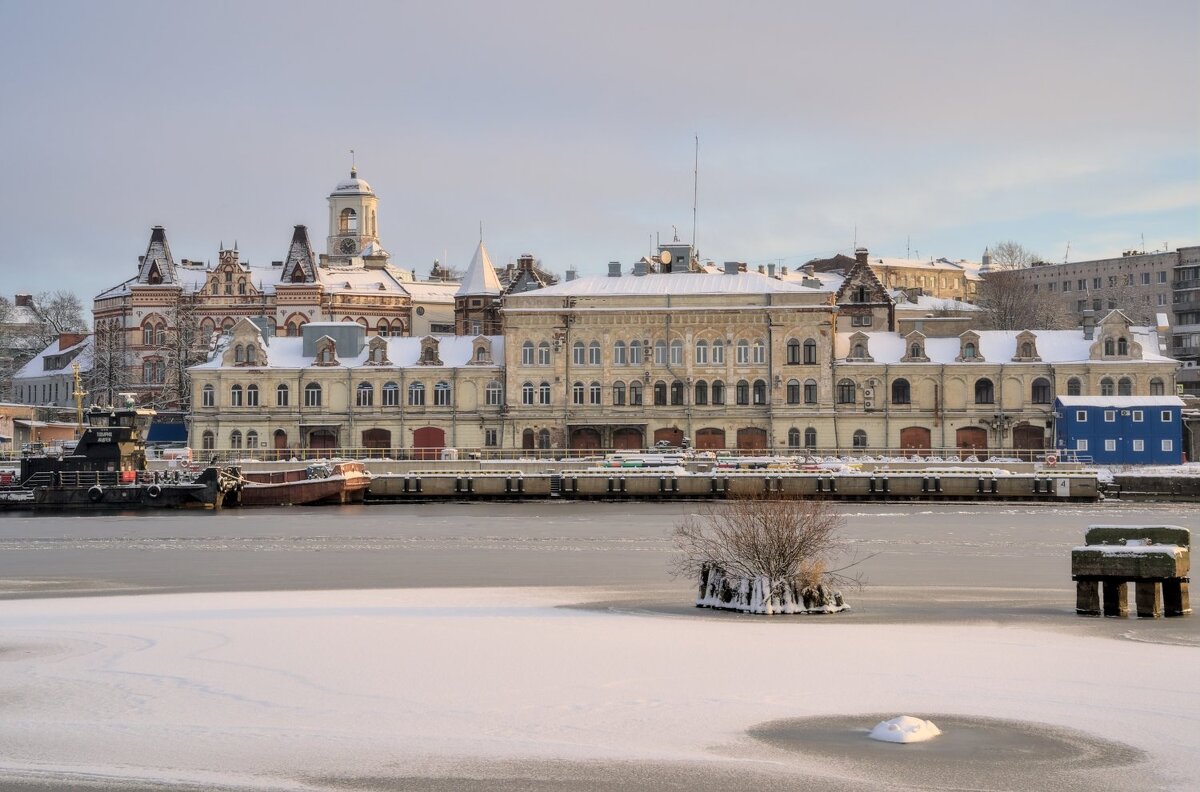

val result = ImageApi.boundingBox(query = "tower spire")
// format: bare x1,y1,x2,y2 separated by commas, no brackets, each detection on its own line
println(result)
350,148,357,178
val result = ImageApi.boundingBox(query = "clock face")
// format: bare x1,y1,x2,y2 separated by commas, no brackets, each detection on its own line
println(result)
339,238,357,255
660,250,672,265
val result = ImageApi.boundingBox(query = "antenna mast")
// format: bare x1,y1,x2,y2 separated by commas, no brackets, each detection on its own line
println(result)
691,135,699,268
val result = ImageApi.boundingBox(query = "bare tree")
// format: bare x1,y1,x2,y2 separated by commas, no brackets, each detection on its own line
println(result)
148,297,206,411
976,269,1071,330
672,496,860,595
989,240,1040,270
87,320,131,408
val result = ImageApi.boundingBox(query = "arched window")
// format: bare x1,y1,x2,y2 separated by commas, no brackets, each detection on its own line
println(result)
654,380,667,405
434,381,452,406
654,340,667,365
304,383,322,407
711,338,725,364
245,384,259,407
589,381,602,405
408,382,426,406
485,381,503,406
1117,377,1132,396
573,381,585,405
804,379,817,404
230,430,242,450
1150,377,1165,396
572,341,586,365
142,322,155,346
711,380,725,405
276,384,289,406
1104,338,1115,356
629,340,643,365
339,207,358,233
910,342,922,358
891,378,911,405
230,384,243,407
852,429,868,449
670,339,683,365
1117,337,1128,355
786,339,801,365
963,342,978,360
1021,342,1033,358
202,384,215,408
974,378,994,404
521,381,535,405
694,380,708,405
695,339,709,364
234,344,245,363
752,379,767,405
613,340,627,365
612,381,626,406
837,379,856,404
851,343,866,359
1100,377,1115,396
1031,377,1051,404
787,427,801,448
588,341,601,365
538,381,551,404
286,322,298,337
786,378,800,404
356,382,374,407
804,427,817,449
628,381,643,406
670,380,684,405
803,338,817,364
246,430,258,449
202,430,215,450
521,341,535,365
245,346,256,364
1067,377,1082,396
381,381,400,408
238,280,246,296
736,339,750,364
736,379,750,405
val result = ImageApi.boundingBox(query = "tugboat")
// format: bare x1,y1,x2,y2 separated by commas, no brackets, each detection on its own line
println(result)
0,402,242,511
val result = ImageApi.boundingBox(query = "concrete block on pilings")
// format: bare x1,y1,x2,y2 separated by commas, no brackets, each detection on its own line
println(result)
1075,580,1101,616
1135,581,1163,618
1102,580,1129,617
1163,579,1191,616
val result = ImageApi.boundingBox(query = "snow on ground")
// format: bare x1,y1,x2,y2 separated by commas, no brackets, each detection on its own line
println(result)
1104,463,1200,478
0,587,1198,789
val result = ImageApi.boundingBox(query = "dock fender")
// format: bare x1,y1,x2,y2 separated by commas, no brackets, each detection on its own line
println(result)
87,485,104,503
146,484,162,499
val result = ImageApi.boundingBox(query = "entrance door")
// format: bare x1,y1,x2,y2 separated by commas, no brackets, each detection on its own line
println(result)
273,429,288,460
1012,424,1045,460
695,428,726,450
612,428,643,450
412,426,445,460
736,427,768,451
308,430,337,457
569,427,602,451
653,427,684,448
956,426,988,458
362,428,391,457
899,426,931,456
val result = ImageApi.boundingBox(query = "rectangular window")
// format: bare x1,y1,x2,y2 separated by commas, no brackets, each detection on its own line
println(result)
1062,281,1070,291
736,344,749,364
1133,439,1145,452
1076,410,1087,422
1104,410,1115,422
1132,410,1143,422
588,345,600,365
752,344,765,364
1093,277,1101,289
695,344,708,364
670,344,682,366
1158,271,1167,283
1077,279,1085,290
484,428,498,447
1140,272,1151,285
202,388,214,407
1104,439,1116,452
1162,439,1174,453
1162,410,1173,422
711,343,724,364
1076,439,1088,451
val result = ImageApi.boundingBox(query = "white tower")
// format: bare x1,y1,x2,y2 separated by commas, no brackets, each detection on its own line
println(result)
326,166,381,263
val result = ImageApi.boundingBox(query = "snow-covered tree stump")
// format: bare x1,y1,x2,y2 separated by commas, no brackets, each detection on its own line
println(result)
696,563,849,615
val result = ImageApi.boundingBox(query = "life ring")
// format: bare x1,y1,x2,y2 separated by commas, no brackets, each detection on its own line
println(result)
87,485,104,503
146,484,162,499
1045,454,1058,466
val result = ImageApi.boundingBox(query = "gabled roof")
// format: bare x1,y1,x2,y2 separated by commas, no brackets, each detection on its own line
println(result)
835,256,891,305
136,226,178,285
280,225,317,284
455,241,502,297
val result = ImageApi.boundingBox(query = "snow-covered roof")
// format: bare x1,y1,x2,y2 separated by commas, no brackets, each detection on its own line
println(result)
455,241,502,297
1056,396,1184,408
403,281,460,303
13,335,93,379
317,267,410,295
520,272,827,298
869,256,983,277
836,328,1174,364
194,333,503,371
331,169,374,195
892,293,980,312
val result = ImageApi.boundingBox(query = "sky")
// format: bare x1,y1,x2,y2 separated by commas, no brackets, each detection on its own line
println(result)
0,0,1196,304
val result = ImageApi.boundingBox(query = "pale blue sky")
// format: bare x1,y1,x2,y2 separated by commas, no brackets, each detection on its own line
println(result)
1,0,1196,301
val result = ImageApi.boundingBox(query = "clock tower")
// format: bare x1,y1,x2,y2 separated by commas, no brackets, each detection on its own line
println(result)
326,166,382,263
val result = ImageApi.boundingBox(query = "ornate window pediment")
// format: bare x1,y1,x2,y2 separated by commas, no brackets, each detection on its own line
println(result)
220,319,268,366
846,331,873,362
418,335,442,366
956,330,984,362
366,335,390,365
1012,331,1041,362
1090,310,1142,360
469,335,493,365
314,336,339,366
901,330,929,362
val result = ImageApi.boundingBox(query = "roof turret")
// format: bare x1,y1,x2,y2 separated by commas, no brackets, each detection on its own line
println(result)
280,225,317,283
136,226,178,285
455,241,502,297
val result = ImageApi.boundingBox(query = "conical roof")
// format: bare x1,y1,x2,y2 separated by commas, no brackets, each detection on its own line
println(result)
280,225,317,283
136,226,178,284
455,241,502,297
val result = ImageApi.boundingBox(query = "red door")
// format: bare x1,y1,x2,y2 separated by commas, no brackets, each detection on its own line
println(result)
612,428,643,450
736,427,768,450
413,427,445,460
900,426,931,455
570,428,602,450
956,426,988,458
695,428,726,450
653,427,684,447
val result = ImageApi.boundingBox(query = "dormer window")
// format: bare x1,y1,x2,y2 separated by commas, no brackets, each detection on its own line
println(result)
910,342,922,358
1020,342,1032,358
314,337,338,366
418,336,442,366
1117,337,1128,355
963,342,977,359
1104,338,1114,356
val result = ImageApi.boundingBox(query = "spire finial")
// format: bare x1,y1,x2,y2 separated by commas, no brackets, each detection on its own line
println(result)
480,221,484,243
350,148,357,178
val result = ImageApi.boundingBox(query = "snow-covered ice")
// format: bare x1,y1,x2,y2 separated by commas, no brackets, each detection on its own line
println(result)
868,715,942,743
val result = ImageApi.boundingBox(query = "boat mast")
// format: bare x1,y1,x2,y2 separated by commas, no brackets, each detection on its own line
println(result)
72,362,87,437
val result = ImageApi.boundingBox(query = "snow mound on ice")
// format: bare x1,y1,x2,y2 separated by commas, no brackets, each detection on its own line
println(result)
869,715,942,743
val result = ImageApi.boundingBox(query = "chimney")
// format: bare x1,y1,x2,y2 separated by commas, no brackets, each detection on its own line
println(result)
1082,309,1096,340
518,254,535,272
855,247,869,266
767,263,776,278
633,260,647,276
724,261,740,275
780,266,788,277
565,269,577,282
608,261,622,277
757,264,766,274
15,294,33,307
58,332,86,350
